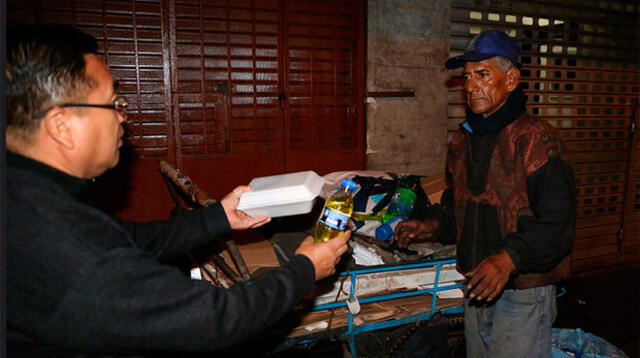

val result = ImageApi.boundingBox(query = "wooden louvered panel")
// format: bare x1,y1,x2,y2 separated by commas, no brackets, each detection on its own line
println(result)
571,254,620,274
171,0,281,159
7,0,177,221
171,0,286,202
11,0,173,159
73,2,174,221
284,0,364,173
6,1,31,23
576,214,622,228
620,102,640,264
7,0,366,220
449,0,640,275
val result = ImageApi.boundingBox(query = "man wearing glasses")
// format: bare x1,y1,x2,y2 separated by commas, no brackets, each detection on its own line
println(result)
7,24,349,356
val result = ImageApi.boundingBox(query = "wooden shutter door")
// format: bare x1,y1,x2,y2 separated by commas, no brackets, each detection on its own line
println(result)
7,0,366,221
7,0,177,221
283,0,365,174
449,0,640,274
169,0,285,200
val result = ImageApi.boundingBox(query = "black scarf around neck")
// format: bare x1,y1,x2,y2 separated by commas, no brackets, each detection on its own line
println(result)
462,85,527,134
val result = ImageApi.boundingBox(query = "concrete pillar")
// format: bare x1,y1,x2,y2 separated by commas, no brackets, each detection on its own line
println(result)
366,0,451,176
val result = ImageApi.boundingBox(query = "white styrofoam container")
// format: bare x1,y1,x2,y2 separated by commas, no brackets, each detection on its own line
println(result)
237,170,325,218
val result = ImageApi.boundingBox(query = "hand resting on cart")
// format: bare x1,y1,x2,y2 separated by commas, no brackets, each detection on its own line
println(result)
393,218,440,248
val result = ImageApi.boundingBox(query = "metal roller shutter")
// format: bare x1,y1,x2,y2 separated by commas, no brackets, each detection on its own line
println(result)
448,0,640,275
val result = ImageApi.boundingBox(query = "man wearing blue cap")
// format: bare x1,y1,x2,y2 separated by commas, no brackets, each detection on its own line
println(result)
395,30,575,357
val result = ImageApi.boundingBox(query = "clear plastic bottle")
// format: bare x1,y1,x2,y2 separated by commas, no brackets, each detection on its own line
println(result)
314,178,357,243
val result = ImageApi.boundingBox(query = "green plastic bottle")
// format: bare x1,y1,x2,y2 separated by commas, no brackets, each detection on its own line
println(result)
314,178,357,243
383,176,419,223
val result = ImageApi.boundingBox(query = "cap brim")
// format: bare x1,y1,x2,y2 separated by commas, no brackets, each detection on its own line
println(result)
444,51,501,69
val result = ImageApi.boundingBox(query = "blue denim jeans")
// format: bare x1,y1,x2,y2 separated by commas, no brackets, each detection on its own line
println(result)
464,284,557,358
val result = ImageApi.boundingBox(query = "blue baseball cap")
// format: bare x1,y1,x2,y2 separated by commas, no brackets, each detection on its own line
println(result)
445,30,519,69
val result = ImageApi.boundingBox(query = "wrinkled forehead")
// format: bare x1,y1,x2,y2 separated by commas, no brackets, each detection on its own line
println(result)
83,53,116,92
462,58,500,73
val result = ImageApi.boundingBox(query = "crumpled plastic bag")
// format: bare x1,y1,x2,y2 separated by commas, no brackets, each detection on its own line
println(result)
349,240,385,266
551,328,630,358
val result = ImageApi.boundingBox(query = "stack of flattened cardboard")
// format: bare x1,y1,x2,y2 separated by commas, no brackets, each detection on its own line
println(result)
311,263,463,306
279,292,462,338
271,263,464,339
421,172,447,204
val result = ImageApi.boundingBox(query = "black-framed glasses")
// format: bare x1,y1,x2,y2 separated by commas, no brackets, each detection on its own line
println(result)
34,96,129,119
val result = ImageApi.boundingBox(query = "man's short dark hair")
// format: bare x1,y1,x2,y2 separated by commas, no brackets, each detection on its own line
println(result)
6,24,99,142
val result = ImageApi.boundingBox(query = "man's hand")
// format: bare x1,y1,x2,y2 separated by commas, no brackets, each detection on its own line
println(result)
464,250,516,302
394,219,439,248
295,231,350,280
220,186,271,230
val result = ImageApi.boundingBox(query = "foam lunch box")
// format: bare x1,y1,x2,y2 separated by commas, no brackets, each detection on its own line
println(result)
237,170,325,218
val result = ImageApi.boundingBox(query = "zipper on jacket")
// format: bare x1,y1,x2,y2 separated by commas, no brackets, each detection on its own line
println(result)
496,208,505,241
465,131,480,270
472,200,479,269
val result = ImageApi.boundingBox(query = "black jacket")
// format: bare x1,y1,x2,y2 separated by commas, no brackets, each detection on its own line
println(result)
7,152,315,357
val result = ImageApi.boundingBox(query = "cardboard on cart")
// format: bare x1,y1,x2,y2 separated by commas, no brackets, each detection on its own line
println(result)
221,237,280,274
311,263,464,306
237,170,325,218
421,172,446,204
275,260,465,339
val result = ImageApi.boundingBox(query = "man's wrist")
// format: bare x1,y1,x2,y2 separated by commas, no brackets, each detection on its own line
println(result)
501,247,520,275
423,218,439,236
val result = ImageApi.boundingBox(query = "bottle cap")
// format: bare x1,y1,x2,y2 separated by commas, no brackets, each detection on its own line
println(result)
341,178,357,191
375,215,407,242
375,223,394,242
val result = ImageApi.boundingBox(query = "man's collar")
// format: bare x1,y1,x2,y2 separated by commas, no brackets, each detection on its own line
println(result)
7,151,94,199
460,86,527,134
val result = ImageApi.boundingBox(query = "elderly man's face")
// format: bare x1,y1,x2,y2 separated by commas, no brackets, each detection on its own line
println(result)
463,58,517,118
72,54,126,178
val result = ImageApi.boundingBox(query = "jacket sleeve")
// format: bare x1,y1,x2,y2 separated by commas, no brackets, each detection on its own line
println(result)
118,203,232,260
429,169,456,245
503,155,575,274
42,250,316,354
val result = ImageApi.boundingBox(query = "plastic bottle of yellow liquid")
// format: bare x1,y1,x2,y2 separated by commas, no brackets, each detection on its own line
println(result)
314,178,357,243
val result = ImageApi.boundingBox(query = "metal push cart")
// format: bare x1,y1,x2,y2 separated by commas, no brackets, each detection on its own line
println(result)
277,257,465,357
158,163,464,356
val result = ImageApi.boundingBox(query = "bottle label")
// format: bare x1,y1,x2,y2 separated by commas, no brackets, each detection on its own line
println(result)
319,207,350,231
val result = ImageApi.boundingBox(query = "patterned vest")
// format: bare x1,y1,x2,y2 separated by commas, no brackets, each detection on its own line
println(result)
447,112,572,289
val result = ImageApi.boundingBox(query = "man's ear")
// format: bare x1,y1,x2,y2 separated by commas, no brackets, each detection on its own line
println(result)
42,108,76,150
505,67,521,92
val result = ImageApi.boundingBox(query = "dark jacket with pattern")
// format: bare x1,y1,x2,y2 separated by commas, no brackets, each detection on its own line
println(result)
447,111,575,289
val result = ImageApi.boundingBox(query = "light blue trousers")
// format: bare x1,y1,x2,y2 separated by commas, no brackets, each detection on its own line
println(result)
464,284,557,358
